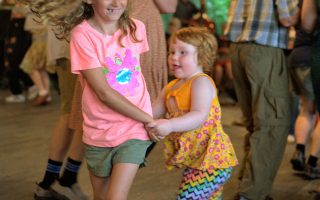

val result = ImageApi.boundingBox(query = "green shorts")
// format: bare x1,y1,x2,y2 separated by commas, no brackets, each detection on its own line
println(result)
85,139,152,177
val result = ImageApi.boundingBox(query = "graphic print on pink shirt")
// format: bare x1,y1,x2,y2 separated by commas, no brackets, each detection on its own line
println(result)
103,49,140,96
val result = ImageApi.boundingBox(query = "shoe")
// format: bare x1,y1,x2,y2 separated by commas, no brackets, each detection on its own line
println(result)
218,92,237,106
287,134,295,144
305,164,320,179
32,94,50,106
291,150,305,171
34,184,56,200
27,85,38,100
51,182,89,200
5,94,25,103
234,194,249,200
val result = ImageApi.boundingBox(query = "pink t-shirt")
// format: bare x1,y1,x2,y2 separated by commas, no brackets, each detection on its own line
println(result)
70,19,152,147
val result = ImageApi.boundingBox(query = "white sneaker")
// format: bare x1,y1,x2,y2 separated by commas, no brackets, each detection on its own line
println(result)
5,94,25,103
51,182,89,200
287,134,295,144
34,184,55,200
27,85,38,100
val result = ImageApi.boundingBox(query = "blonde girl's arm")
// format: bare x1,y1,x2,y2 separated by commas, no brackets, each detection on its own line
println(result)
152,88,167,119
148,76,215,136
81,67,153,124
153,0,177,14
301,0,318,33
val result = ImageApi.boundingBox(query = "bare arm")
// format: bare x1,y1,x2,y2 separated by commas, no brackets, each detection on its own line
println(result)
152,88,167,119
148,76,215,136
81,67,153,123
278,12,300,27
301,0,318,33
153,0,177,14
276,0,300,27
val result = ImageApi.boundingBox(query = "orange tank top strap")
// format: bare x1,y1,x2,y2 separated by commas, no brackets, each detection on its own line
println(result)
165,73,217,113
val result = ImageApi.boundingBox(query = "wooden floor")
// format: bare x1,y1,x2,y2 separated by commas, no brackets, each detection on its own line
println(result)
0,89,319,200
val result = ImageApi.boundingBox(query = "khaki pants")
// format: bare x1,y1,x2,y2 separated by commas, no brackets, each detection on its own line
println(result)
55,58,76,115
230,43,291,200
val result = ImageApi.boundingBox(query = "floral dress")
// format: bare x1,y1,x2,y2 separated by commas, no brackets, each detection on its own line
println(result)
163,73,238,171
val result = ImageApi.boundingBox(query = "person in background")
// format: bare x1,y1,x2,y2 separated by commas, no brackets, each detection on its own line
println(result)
300,0,320,185
3,1,35,103
224,0,299,199
20,11,53,106
174,0,198,27
289,0,320,179
20,1,88,199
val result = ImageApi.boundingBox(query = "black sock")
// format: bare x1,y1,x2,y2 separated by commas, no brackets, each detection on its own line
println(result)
38,159,62,189
296,144,305,155
59,157,82,187
308,155,318,168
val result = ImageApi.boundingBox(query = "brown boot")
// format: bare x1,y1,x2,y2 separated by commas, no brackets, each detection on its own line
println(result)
32,94,49,106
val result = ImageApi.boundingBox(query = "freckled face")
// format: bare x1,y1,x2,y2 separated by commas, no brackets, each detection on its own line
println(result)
168,39,201,80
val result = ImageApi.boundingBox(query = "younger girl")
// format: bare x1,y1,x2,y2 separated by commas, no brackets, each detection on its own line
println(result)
34,0,154,199
148,27,238,200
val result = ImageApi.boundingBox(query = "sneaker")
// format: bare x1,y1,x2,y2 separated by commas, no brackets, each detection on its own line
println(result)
51,182,89,200
287,134,295,144
290,150,305,171
5,94,25,103
27,85,38,100
305,164,320,179
34,184,56,200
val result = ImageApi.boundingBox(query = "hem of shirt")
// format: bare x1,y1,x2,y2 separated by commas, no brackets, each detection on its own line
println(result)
83,135,151,147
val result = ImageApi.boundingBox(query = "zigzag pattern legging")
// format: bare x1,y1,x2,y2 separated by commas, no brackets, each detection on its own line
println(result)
177,167,232,200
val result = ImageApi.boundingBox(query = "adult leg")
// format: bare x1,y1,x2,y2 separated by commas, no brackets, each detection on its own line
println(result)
35,59,86,199
291,96,315,171
229,43,253,181
305,40,320,179
231,43,290,200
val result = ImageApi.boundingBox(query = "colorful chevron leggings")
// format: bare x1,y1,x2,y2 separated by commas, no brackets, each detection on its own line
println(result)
177,167,232,200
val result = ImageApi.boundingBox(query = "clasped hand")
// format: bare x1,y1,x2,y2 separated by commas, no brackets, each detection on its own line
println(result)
146,119,173,142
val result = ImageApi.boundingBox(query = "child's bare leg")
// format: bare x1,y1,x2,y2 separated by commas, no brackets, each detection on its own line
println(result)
106,163,139,200
225,61,233,81
40,69,50,94
89,172,110,200
30,69,48,95
213,64,223,90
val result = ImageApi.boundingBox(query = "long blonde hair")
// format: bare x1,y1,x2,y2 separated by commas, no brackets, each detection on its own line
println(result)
20,0,141,45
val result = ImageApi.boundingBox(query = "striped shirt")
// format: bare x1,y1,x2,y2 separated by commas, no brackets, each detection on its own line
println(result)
224,0,299,49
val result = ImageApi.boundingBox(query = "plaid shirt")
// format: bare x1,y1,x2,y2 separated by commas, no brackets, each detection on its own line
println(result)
224,0,299,49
